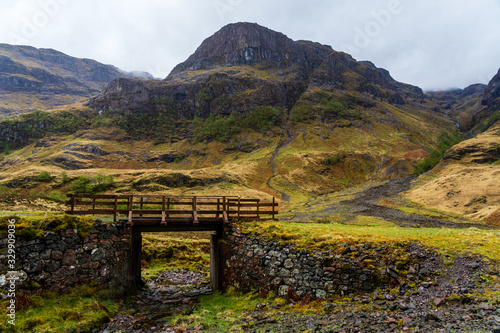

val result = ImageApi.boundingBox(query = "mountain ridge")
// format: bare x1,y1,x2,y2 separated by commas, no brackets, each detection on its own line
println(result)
0,43,154,115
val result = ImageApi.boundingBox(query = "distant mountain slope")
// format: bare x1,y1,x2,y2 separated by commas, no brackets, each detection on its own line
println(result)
406,120,500,223
0,44,153,116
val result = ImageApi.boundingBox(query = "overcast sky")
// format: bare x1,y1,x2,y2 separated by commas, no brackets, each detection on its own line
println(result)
1,0,499,91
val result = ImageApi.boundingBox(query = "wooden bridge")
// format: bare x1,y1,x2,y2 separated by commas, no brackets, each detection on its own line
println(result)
65,194,278,231
65,194,278,292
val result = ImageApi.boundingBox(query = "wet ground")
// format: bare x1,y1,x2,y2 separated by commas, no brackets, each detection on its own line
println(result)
99,270,211,333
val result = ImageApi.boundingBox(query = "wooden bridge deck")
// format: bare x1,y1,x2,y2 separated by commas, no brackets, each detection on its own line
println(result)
65,194,278,229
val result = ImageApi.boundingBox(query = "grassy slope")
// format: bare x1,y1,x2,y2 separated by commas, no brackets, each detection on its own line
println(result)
0,88,455,207
406,120,500,223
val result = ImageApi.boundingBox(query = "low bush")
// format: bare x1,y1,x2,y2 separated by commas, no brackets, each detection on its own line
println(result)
36,171,53,182
70,174,114,194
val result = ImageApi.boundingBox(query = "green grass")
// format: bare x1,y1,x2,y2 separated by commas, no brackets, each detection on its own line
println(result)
141,233,211,279
169,288,266,332
242,219,500,260
0,283,122,333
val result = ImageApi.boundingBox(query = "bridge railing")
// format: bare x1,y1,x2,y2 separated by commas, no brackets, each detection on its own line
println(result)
65,194,278,225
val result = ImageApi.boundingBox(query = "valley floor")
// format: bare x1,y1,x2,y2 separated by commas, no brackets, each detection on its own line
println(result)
3,176,500,332
98,253,500,332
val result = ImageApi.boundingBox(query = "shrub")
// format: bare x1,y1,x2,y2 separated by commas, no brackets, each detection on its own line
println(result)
47,191,67,202
242,106,283,131
414,131,463,175
70,174,114,194
323,155,342,166
70,176,93,194
291,105,312,123
61,171,70,184
92,174,114,192
194,114,241,143
36,171,53,182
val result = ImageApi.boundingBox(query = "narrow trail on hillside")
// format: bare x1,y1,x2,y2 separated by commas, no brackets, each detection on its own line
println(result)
266,111,299,202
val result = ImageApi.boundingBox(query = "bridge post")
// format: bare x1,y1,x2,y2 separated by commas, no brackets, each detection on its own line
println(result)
210,228,223,291
127,230,143,294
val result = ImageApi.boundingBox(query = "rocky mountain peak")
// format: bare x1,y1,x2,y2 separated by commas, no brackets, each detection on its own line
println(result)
169,22,309,75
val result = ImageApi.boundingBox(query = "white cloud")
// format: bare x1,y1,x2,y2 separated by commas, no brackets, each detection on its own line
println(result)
0,0,499,90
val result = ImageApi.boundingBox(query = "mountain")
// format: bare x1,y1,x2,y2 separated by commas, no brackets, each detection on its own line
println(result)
0,22,498,219
405,120,500,224
0,44,153,116
483,68,500,108
89,22,424,117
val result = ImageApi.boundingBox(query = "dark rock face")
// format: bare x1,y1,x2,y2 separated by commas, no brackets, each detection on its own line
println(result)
483,68,500,107
170,22,312,74
89,22,423,119
0,44,153,113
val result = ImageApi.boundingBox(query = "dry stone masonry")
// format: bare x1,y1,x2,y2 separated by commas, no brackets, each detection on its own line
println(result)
0,221,131,294
221,225,440,299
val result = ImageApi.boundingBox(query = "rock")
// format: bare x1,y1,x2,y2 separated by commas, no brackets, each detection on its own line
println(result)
469,262,481,269
424,313,441,322
91,248,106,261
284,259,294,269
316,289,327,298
279,269,291,278
278,285,289,297
62,250,76,266
342,247,352,255
433,298,446,307
45,261,61,272
387,267,399,280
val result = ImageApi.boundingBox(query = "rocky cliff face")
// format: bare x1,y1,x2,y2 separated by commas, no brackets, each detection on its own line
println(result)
170,22,311,74
89,22,424,119
483,68,500,108
0,44,153,115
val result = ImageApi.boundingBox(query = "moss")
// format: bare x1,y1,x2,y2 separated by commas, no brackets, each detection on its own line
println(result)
0,214,94,241
17,228,43,240
0,283,122,333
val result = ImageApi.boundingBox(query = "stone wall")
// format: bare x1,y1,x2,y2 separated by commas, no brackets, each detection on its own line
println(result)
0,221,131,294
221,225,426,299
